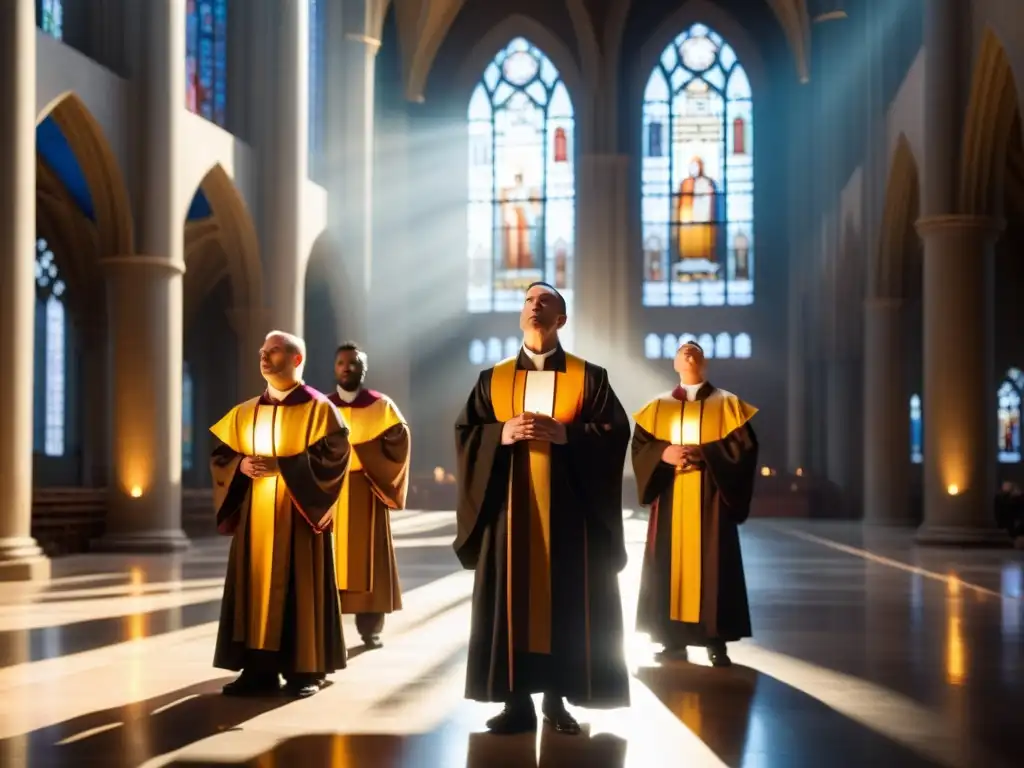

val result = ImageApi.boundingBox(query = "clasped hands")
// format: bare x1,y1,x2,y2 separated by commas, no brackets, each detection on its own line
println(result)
501,412,567,445
662,444,703,470
240,456,279,479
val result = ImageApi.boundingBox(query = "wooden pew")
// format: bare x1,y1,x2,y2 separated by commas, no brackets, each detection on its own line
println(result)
31,487,106,556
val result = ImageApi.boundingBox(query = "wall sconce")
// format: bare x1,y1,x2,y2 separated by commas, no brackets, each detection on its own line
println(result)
433,467,445,484
130,485,143,498
947,484,959,496
795,467,804,477
760,466,774,477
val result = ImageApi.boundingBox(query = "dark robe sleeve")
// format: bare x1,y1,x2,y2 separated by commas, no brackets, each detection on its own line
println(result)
630,423,676,507
559,365,631,572
211,440,250,535
352,423,411,510
697,424,759,524
277,422,352,533
453,370,510,569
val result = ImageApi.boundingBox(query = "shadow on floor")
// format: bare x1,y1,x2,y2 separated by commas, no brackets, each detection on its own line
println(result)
0,677,291,768
635,660,944,767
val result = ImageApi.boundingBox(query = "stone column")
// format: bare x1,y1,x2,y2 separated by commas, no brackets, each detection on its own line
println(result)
862,298,911,524
0,0,49,580
96,0,188,552
262,0,308,336
916,216,1003,543
574,154,629,363
326,0,380,346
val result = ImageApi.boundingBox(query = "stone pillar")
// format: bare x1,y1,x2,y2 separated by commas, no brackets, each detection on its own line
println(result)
96,0,188,552
0,0,50,581
327,0,380,345
260,0,308,336
862,298,912,524
575,154,629,363
917,216,1003,543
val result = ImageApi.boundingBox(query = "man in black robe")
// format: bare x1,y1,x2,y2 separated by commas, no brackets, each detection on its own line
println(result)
454,282,631,735
632,340,758,667
210,330,350,697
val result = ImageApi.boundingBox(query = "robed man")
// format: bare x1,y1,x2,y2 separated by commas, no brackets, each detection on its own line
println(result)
454,282,631,735
327,342,409,649
632,340,758,667
210,331,351,697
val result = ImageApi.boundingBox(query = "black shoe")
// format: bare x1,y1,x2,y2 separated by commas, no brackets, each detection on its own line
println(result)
362,634,383,650
284,674,325,698
707,642,732,667
222,670,281,696
485,702,537,734
541,695,581,735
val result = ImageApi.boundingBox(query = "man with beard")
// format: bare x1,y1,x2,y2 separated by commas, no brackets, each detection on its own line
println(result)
327,342,410,649
209,330,350,697
453,282,631,735
632,340,759,667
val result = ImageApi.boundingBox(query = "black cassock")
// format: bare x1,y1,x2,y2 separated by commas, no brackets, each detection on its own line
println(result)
632,384,759,647
453,347,631,708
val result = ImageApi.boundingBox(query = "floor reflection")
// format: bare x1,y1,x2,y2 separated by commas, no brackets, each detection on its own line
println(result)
635,659,945,768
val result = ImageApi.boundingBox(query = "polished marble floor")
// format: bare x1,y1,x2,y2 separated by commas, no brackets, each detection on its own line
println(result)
0,511,1021,767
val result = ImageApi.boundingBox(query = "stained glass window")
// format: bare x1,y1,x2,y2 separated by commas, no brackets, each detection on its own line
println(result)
641,332,751,360
185,1,229,126
182,362,194,471
467,38,576,315
467,336,522,365
309,0,325,169
40,0,63,39
642,23,754,307
910,393,922,464
997,370,1023,463
34,239,66,457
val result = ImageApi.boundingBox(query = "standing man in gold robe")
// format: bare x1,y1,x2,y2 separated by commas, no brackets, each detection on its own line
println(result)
327,342,409,650
210,331,351,697
632,340,758,667
454,282,631,735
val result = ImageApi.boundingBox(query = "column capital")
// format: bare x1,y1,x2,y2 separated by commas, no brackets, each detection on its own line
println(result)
99,255,186,276
915,214,1004,238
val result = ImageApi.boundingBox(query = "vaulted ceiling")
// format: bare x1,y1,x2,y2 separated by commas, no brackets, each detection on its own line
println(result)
388,0,813,101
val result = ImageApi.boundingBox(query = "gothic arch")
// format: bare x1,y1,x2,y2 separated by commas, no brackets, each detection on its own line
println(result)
631,0,770,113
454,15,585,113
959,28,1022,217
36,92,133,258
401,0,472,102
874,134,921,300
183,164,263,332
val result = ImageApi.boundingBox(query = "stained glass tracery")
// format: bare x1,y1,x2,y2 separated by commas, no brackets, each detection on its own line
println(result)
467,38,576,315
41,0,63,39
35,239,67,458
642,23,754,307
186,0,228,126
998,369,1023,463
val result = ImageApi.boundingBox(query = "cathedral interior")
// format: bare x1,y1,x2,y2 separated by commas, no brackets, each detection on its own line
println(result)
2,0,1023,765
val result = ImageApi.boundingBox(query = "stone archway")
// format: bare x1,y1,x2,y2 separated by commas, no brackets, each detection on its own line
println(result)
34,92,134,490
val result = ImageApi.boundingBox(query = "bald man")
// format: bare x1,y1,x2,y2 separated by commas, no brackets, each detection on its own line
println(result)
209,330,351,698
632,340,759,667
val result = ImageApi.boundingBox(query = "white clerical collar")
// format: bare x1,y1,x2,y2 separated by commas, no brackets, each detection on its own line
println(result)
335,385,360,403
681,381,706,401
522,343,557,371
267,381,301,402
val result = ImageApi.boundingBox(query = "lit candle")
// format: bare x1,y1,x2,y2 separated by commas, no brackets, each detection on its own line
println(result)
947,484,959,496
130,485,143,498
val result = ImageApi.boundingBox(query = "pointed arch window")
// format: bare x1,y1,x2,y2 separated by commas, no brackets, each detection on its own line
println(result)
39,0,63,39
642,23,754,307
910,393,923,464
183,362,195,471
998,369,1023,463
308,0,326,170
34,239,67,457
467,38,576,315
186,0,229,126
